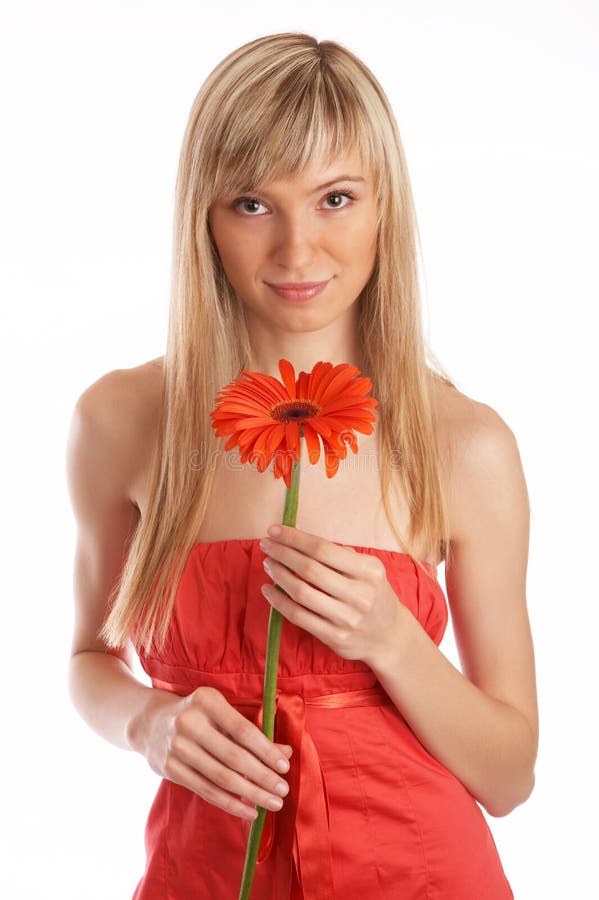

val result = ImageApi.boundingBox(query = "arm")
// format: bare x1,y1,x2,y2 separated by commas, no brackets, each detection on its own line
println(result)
66,372,298,825
68,650,175,753
65,370,174,753
369,403,538,818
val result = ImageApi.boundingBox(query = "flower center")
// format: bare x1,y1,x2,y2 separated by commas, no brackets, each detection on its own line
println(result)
271,400,321,422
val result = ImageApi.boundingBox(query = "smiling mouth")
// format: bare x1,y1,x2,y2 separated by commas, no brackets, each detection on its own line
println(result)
267,280,331,289
266,280,332,302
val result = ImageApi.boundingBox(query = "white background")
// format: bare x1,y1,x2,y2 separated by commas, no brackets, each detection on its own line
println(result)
1,1,597,897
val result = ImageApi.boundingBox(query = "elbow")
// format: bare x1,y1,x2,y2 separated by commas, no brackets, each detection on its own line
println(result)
484,710,538,818
483,769,536,818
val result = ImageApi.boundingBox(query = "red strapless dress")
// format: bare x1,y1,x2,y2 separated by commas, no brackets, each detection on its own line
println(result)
131,538,513,899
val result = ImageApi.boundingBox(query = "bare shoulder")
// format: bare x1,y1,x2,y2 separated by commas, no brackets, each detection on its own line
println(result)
66,356,165,663
428,375,527,544
428,373,506,453
73,356,164,506
77,355,163,420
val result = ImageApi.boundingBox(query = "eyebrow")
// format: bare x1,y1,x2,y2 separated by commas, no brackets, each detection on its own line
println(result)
235,174,366,197
312,175,365,191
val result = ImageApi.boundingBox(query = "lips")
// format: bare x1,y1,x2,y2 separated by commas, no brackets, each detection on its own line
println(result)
267,278,332,302
269,281,330,289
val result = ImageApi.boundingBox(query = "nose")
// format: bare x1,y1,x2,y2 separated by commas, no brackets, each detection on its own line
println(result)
271,213,317,272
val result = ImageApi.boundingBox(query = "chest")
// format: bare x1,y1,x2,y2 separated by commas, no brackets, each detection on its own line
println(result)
193,426,421,556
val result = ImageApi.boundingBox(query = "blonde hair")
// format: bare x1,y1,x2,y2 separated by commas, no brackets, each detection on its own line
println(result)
99,31,456,656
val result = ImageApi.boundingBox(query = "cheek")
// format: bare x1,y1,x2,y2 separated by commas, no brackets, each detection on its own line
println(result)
213,230,254,282
338,210,377,247
342,222,378,271
210,212,252,272
361,219,379,264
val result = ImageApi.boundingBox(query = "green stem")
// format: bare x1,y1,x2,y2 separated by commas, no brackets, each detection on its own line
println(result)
238,430,302,900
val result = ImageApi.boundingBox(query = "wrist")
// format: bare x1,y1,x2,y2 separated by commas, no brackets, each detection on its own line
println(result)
364,601,417,677
126,687,175,755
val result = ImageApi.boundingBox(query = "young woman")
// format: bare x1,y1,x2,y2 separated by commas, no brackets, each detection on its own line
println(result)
66,32,538,899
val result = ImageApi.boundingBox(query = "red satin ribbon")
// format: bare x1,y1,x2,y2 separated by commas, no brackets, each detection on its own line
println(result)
151,680,394,899
242,686,394,899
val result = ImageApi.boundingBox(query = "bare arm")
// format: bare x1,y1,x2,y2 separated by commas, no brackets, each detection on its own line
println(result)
68,651,174,752
65,368,174,751
65,368,294,822
369,403,538,817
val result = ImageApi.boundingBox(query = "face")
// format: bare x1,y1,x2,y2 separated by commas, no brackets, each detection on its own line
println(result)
207,150,379,332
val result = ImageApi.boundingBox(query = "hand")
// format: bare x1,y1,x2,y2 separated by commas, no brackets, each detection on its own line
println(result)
133,686,293,821
259,525,402,666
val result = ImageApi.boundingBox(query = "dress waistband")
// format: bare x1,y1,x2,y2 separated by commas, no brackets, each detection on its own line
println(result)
154,681,394,900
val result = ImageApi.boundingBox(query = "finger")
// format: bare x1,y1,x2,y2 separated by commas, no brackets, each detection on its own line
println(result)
196,688,293,772
262,541,360,605
264,526,366,579
165,752,258,820
262,560,343,626
261,579,342,652
168,731,289,814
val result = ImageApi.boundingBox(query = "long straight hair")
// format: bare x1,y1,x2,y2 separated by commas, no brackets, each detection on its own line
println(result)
99,32,456,657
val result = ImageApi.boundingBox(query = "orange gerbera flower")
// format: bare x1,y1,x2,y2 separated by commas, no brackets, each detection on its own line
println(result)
210,358,378,487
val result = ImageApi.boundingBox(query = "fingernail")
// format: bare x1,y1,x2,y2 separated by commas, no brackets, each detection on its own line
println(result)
276,757,290,773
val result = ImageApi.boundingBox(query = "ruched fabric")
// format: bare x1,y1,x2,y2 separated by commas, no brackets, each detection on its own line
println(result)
131,538,513,899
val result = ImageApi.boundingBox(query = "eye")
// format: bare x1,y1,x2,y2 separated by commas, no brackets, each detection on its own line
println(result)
232,196,267,216
230,188,356,217
322,191,355,210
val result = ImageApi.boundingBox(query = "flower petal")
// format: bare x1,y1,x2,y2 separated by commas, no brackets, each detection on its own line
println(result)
212,399,269,417
304,416,333,439
238,370,283,391
235,416,279,429
284,421,301,461
278,359,297,400
317,364,361,405
302,421,321,464
237,425,274,449
324,452,341,478
274,450,293,487
296,370,311,398
265,423,287,456
308,361,333,397
224,433,242,451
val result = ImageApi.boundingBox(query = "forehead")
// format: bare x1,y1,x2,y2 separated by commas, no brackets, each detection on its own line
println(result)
263,148,367,186
227,148,369,198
